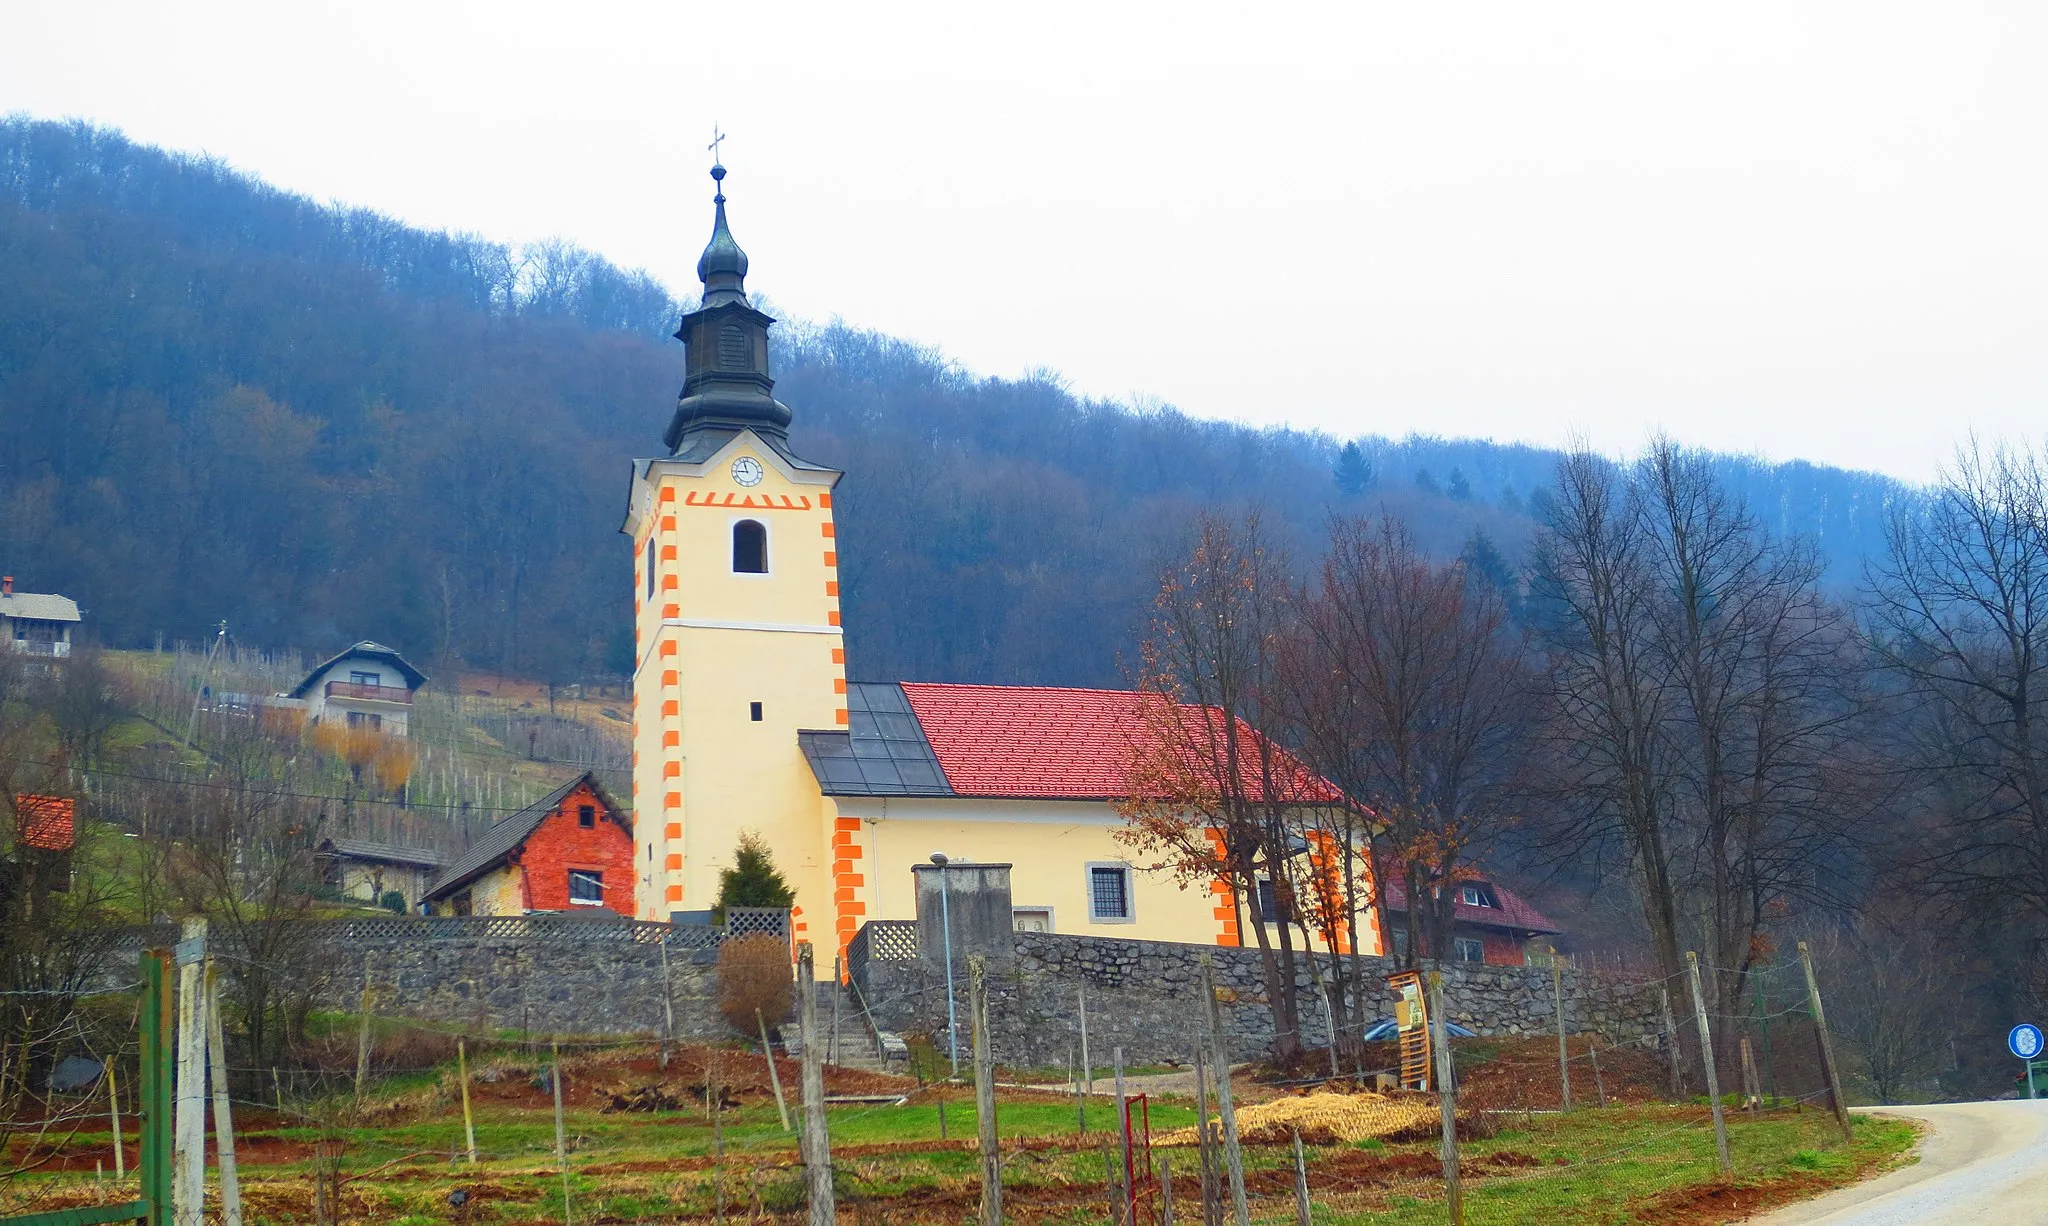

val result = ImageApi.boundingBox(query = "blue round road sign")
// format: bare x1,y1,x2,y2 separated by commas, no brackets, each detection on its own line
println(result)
2011,1023,2045,1060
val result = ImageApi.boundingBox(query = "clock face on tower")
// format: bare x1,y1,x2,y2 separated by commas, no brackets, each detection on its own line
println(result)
731,457,764,487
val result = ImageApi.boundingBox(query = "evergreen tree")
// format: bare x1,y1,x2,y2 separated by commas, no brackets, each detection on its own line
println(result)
1333,441,1372,496
1414,468,1441,496
1460,530,1526,625
1446,466,1474,500
714,831,796,922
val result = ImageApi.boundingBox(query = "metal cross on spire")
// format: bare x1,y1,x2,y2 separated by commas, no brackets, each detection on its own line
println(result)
708,126,727,170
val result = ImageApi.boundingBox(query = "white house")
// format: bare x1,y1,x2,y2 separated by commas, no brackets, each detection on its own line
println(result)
0,577,81,659
284,641,428,737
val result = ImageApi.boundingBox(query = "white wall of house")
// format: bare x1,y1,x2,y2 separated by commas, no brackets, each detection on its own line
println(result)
304,654,416,736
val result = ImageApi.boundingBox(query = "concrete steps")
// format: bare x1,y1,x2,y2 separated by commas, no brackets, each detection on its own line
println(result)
776,980,906,1073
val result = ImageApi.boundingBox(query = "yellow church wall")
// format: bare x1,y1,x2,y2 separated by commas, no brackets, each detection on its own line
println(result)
824,796,1368,952
624,430,845,934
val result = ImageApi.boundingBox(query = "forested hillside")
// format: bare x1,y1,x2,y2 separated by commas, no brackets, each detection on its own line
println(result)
0,118,1909,686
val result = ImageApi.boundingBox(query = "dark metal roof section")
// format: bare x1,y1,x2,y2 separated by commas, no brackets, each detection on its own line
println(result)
288,640,428,698
798,682,954,797
664,160,800,455
425,771,625,900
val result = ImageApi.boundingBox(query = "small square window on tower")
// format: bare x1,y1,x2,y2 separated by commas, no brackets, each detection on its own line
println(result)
749,701,763,722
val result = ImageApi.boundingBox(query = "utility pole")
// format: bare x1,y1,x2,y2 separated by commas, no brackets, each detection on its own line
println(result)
1198,954,1247,1226
798,943,836,1226
1797,941,1855,1142
970,956,1001,1226
1686,952,1734,1179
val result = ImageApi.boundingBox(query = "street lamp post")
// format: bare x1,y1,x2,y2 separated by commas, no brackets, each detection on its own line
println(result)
930,851,959,1077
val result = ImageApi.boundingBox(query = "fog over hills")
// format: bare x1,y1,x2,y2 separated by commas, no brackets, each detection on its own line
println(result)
0,118,1910,686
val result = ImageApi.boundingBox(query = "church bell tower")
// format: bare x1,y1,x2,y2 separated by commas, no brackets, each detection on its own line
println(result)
621,159,846,938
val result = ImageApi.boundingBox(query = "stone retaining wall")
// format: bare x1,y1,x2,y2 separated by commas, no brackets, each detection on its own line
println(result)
857,931,1660,1067
305,931,725,1037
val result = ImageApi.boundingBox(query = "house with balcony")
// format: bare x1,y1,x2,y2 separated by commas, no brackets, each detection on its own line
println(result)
0,577,81,659
284,641,428,737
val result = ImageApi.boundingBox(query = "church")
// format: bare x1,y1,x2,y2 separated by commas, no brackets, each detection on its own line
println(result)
621,163,1380,963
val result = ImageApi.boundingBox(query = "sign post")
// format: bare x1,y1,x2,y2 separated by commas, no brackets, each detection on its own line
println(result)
2009,1024,2044,1099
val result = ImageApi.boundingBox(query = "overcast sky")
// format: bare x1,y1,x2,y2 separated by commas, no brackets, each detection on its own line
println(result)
5,2,2043,483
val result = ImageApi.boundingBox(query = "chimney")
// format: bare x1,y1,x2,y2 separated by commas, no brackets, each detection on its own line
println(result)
1,576,11,595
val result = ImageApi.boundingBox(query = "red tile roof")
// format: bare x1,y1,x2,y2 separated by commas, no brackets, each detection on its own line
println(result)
897,683,1343,803
16,795,75,851
1378,875,1561,935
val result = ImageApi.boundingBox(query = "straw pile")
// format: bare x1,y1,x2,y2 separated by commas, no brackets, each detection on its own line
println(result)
1153,1091,1443,1147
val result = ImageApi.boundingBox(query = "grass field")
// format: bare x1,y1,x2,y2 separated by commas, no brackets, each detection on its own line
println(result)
2,1041,1918,1226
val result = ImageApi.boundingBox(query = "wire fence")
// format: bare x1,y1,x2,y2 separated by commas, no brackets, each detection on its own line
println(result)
0,946,1874,1226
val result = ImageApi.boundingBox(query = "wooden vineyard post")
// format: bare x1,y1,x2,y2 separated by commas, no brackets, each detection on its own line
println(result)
970,955,1000,1226
1660,984,1684,1099
107,1047,125,1179
798,942,836,1226
1160,1153,1175,1226
1198,953,1248,1226
174,919,207,1226
552,1041,571,1225
1114,1046,1132,1226
1428,973,1464,1226
1194,1042,1217,1226
757,1008,792,1132
1686,952,1735,1178
1797,941,1856,1142
353,951,374,1104
659,936,677,1070
1291,1130,1311,1226
458,1038,478,1163
1079,987,1092,1097
1739,1037,1761,1114
205,959,243,1226
1073,1045,1086,1136
1590,1039,1607,1108
1553,950,1572,1110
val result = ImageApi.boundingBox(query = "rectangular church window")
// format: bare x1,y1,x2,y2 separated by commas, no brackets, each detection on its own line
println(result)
1087,863,1132,922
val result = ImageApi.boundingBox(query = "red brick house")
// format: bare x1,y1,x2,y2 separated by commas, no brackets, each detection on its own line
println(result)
424,772,633,916
1379,875,1561,966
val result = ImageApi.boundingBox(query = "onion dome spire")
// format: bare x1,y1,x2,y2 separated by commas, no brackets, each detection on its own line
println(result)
696,162,750,306
663,141,795,454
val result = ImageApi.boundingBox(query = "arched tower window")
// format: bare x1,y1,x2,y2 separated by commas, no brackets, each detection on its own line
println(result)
732,520,767,574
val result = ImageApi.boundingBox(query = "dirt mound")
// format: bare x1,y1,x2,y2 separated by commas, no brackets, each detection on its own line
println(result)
1153,1090,1445,1146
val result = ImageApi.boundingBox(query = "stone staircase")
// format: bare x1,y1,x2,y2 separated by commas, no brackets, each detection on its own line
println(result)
776,979,906,1073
